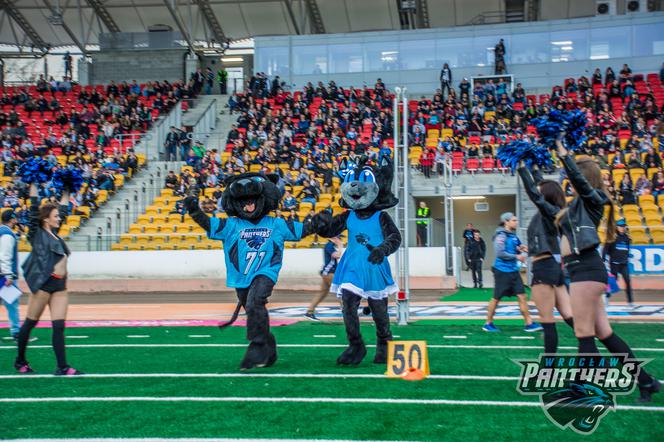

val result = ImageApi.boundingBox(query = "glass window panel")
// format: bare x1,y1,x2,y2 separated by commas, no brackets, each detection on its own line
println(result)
364,41,400,72
293,44,327,75
399,39,436,70
329,43,363,73
590,26,630,60
633,22,664,57
511,32,549,64
256,45,289,77
473,36,502,68
550,29,588,62
436,37,472,68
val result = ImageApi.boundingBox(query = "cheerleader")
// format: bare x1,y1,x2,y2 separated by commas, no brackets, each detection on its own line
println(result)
14,183,82,375
517,163,574,353
555,140,659,402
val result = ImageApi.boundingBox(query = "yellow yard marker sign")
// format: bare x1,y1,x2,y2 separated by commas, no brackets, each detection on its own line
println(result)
386,341,430,379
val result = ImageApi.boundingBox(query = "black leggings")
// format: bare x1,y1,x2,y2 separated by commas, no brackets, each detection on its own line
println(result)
610,262,633,303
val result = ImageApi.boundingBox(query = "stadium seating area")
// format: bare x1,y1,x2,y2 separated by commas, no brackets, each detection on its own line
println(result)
117,67,664,249
0,79,194,250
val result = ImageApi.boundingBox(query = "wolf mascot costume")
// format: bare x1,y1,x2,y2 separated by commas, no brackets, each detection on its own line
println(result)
314,156,401,365
186,173,314,370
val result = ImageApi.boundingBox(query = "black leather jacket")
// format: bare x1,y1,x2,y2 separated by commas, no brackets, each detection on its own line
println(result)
558,155,610,255
518,167,561,257
21,197,70,293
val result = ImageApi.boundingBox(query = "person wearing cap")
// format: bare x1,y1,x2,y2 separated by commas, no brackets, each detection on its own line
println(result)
305,235,344,321
483,212,541,333
0,210,20,340
602,219,633,305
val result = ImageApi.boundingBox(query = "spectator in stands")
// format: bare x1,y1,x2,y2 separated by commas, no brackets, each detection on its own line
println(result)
652,171,664,202
619,174,636,205
494,39,506,74
205,68,214,95
605,67,616,84
660,62,664,82
635,174,652,196
282,190,298,211
592,68,603,85
419,149,433,178
644,147,662,169
440,63,452,99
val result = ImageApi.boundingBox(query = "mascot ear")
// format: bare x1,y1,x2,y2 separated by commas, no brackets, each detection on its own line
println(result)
379,155,392,169
339,158,348,171
264,173,280,185
223,175,238,187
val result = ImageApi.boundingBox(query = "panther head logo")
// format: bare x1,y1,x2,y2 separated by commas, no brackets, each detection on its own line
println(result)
542,382,614,434
245,235,266,250
355,233,370,246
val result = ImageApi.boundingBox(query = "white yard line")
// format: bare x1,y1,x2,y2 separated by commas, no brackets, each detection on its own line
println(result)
67,336,89,339
510,337,535,340
126,335,150,338
0,396,662,412
443,335,467,339
0,373,519,381
1,343,661,351
313,335,336,338
187,335,211,338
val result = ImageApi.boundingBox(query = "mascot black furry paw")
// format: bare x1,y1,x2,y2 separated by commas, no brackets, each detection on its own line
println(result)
314,156,401,365
186,172,314,370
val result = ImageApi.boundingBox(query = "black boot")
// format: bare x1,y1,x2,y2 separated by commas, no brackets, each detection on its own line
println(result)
368,297,392,364
338,290,366,366
637,378,662,403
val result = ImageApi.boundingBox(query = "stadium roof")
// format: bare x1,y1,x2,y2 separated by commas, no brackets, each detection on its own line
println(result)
0,0,601,54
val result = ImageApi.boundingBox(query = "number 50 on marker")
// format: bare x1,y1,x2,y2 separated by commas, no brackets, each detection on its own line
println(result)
386,341,430,378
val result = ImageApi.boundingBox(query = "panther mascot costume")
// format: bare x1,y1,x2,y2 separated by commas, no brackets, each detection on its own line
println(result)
186,173,315,370
314,156,401,365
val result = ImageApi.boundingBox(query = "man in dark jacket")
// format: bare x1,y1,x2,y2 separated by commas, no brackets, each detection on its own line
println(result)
465,230,486,288
602,218,633,305
439,63,452,99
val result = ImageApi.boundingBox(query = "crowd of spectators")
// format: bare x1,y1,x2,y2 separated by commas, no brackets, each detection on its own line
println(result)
0,76,198,230
170,78,396,218
415,63,664,180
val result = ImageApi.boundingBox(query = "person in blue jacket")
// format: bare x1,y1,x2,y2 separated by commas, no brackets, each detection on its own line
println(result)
483,212,542,333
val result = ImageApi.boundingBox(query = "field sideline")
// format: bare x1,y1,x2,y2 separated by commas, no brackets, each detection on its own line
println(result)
0,321,662,441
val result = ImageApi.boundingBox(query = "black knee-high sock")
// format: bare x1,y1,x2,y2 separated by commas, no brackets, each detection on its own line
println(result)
16,318,38,363
52,320,67,369
601,333,653,385
564,317,574,329
541,322,558,353
578,336,599,354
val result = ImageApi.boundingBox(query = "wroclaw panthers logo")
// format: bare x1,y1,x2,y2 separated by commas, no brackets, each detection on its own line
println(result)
541,382,613,433
240,228,272,250
516,355,646,435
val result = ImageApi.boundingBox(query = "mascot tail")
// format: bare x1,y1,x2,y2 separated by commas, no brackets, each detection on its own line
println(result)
218,300,244,329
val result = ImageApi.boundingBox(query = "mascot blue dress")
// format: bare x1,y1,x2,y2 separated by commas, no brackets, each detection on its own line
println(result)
315,157,401,365
186,173,315,370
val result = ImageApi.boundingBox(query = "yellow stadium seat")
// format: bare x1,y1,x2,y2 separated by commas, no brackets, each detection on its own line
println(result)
641,204,659,218
128,225,143,235
427,129,440,138
66,215,82,228
645,214,662,226
638,194,655,206
143,225,159,235
648,168,659,180
111,243,127,251
621,204,639,216
76,206,91,218
612,169,627,184
624,213,642,225
631,232,650,245
484,111,496,121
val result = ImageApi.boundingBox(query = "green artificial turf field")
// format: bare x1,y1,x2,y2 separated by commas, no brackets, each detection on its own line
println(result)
0,321,662,441
441,286,531,302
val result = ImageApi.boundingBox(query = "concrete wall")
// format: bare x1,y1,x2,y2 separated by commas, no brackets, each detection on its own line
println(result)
89,49,188,85
16,247,446,280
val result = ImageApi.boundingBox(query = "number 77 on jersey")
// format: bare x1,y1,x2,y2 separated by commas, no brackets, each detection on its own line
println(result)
385,341,430,379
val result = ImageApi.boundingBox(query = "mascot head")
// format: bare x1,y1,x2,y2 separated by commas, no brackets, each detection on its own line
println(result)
222,172,281,220
542,382,614,434
339,156,398,211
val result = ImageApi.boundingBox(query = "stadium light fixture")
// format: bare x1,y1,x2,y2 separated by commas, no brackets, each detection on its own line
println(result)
451,196,486,200
551,41,573,45
221,57,243,62
561,46,574,51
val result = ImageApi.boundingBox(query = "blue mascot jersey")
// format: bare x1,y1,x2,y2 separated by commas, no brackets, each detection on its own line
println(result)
331,211,398,299
208,216,303,288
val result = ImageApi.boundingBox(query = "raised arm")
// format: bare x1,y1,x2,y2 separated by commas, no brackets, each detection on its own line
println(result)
55,190,70,235
517,165,560,219
184,196,218,233
27,184,40,242
556,139,608,206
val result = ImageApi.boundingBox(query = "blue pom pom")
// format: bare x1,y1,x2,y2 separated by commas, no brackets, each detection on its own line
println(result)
17,158,53,184
52,167,85,193
533,109,587,150
496,140,552,172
